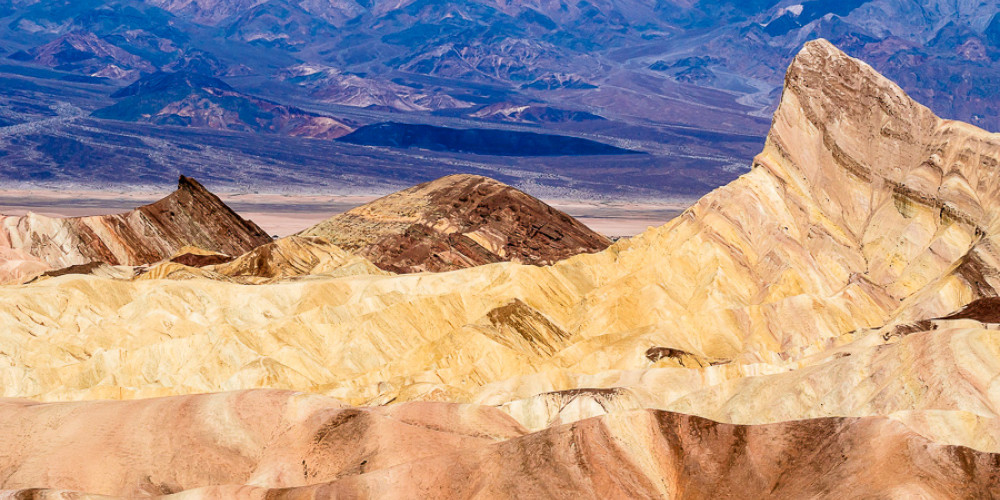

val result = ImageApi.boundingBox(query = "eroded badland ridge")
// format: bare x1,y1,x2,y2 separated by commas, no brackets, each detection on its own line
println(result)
298,174,613,273
2,40,1000,497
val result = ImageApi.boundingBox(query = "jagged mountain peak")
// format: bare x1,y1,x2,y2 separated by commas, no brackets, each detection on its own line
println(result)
586,38,1000,364
763,37,999,236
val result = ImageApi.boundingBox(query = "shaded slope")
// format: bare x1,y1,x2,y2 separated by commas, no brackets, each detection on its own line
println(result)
9,31,154,79
0,175,272,269
299,174,612,272
337,122,639,156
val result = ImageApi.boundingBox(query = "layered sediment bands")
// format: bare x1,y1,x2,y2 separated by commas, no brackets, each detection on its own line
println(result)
0,391,997,499
3,41,1000,414
0,176,272,270
298,174,612,273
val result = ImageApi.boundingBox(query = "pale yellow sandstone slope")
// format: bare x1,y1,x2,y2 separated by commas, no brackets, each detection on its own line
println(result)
2,39,1000,457
136,236,387,283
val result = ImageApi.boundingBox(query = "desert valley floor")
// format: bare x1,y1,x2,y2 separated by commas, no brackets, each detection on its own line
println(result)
1,40,1000,498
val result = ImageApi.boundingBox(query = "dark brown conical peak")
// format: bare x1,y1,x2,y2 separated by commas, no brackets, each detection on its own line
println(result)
0,176,272,270
138,175,273,258
299,174,612,273
177,174,210,192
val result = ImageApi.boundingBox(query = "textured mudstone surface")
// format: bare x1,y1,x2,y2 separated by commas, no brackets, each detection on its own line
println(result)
299,174,613,273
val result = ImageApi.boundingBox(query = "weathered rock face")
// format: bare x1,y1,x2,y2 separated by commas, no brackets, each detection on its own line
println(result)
0,247,48,285
0,176,272,272
299,174,613,273
1,390,997,499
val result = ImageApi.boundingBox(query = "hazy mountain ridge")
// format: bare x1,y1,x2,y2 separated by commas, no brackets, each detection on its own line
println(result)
92,69,355,138
0,0,996,198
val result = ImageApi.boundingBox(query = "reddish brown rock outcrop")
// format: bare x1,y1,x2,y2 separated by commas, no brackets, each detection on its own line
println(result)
136,235,387,283
0,176,271,270
299,174,612,273
938,297,1000,323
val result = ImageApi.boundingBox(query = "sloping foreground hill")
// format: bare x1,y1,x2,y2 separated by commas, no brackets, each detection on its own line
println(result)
0,390,996,498
136,235,389,283
0,175,272,277
299,174,613,272
3,39,1000,495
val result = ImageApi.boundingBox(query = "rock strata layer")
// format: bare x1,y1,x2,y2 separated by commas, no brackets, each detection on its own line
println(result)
0,176,272,274
299,174,613,272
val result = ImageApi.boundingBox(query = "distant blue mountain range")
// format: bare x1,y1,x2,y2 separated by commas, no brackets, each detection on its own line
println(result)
0,0,996,197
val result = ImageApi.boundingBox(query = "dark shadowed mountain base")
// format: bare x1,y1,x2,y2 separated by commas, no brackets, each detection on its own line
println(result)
338,122,641,156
